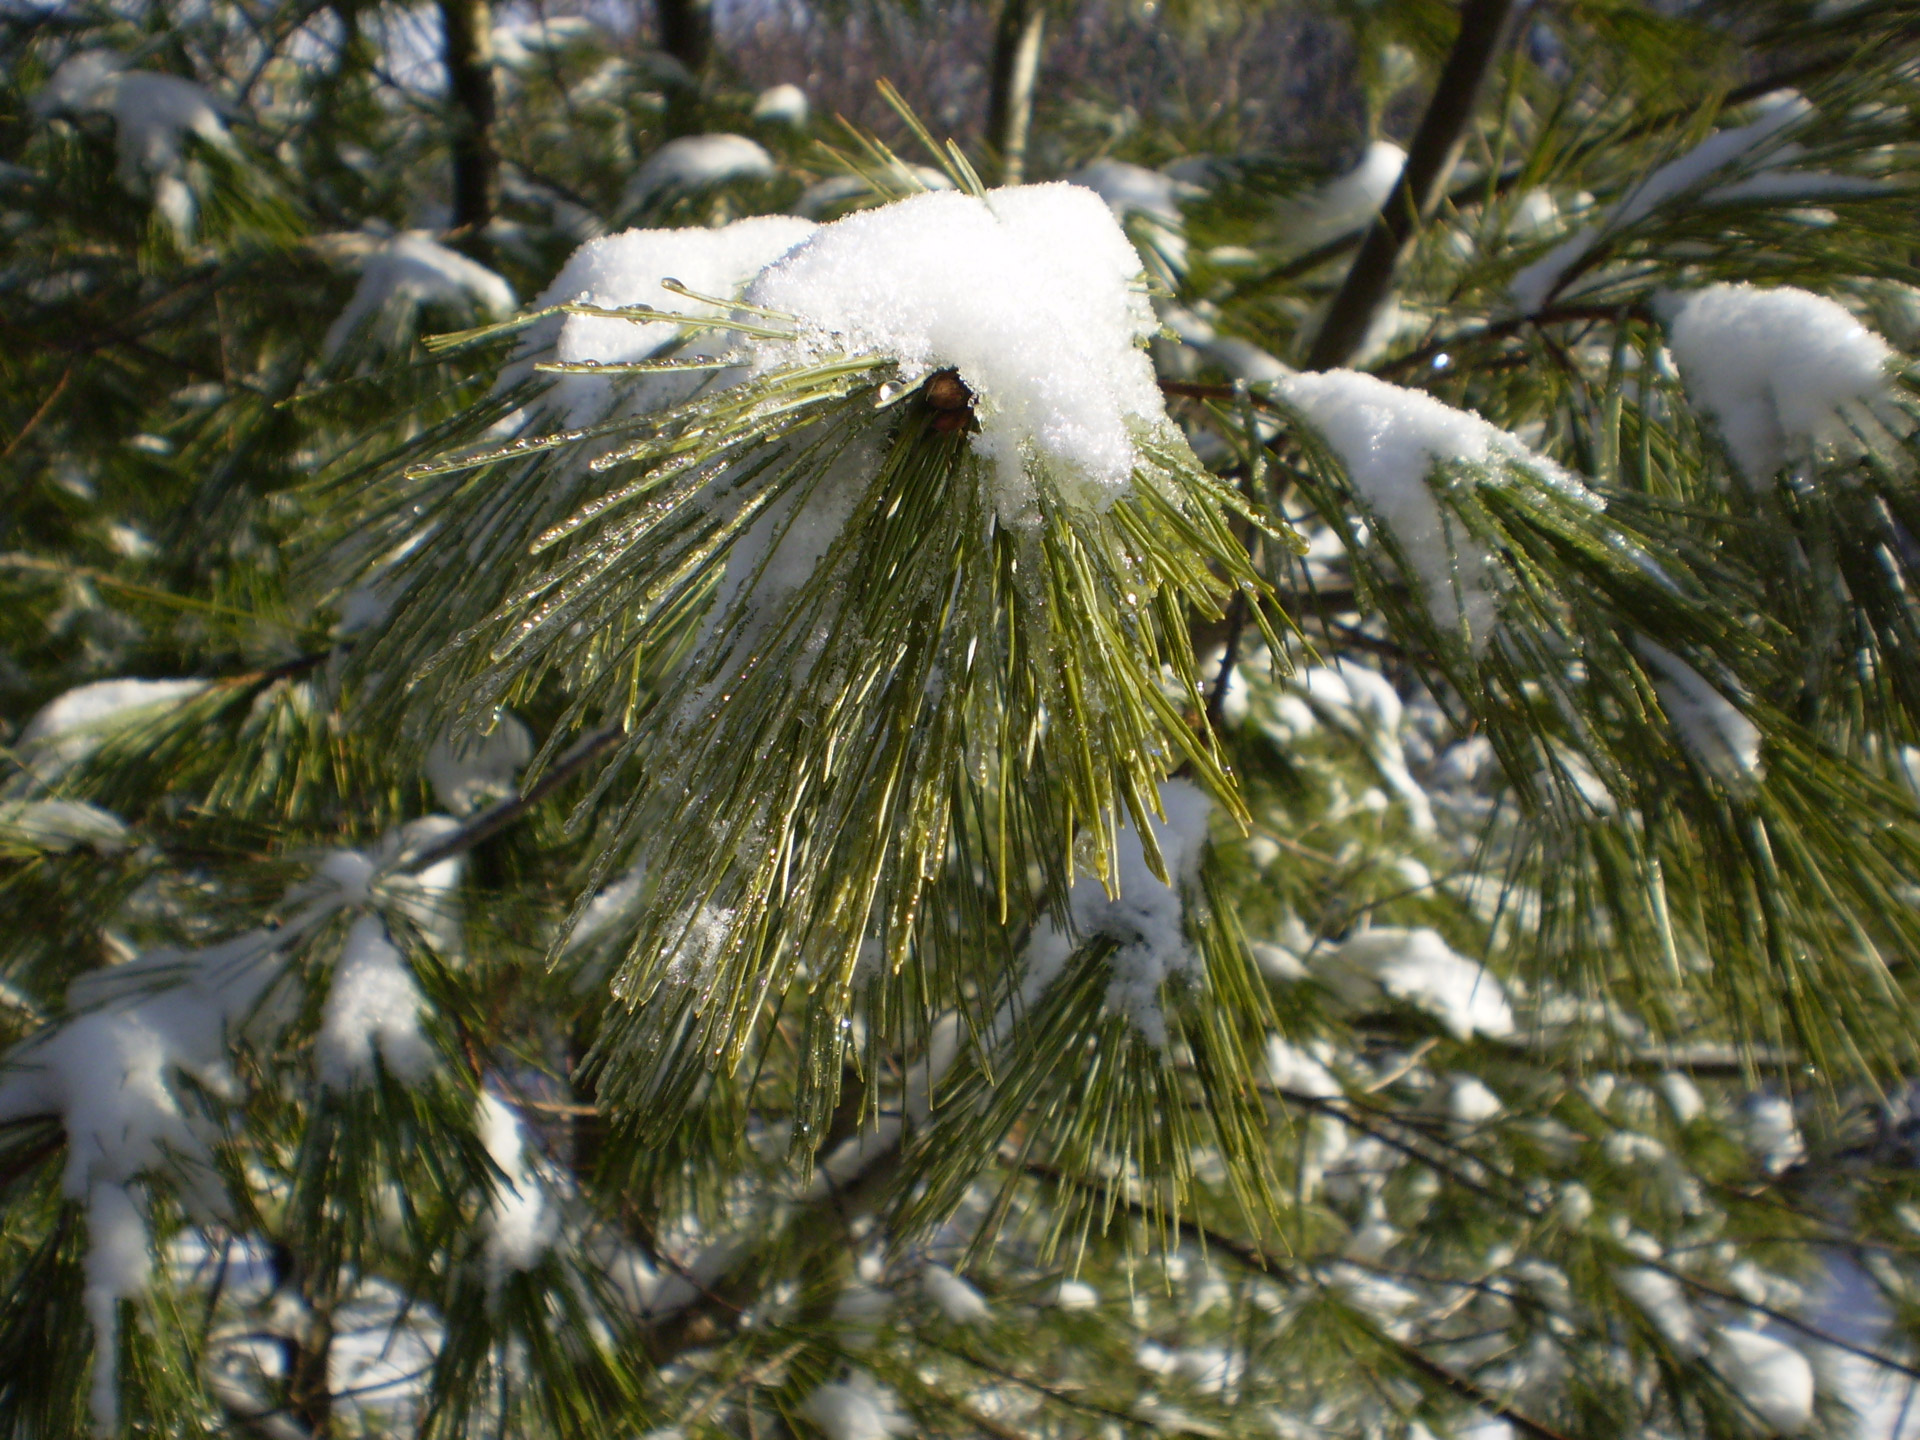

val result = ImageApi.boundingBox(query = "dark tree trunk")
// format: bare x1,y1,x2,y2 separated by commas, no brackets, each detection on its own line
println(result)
1305,0,1518,371
438,0,498,260
986,0,1047,186
658,0,714,78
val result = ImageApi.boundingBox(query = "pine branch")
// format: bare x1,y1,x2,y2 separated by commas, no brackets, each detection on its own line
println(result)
397,724,623,875
1022,1162,1577,1440
1304,0,1518,371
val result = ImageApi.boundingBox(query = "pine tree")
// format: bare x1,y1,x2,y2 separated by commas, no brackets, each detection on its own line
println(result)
2,2,1919,1438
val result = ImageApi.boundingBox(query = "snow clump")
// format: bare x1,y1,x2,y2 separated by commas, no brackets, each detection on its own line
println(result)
511,214,817,426
625,133,775,211
33,51,231,233
324,232,515,359
1619,1266,1702,1354
425,711,535,815
921,1264,992,1323
490,15,596,68
476,1092,558,1282
1712,1328,1815,1435
1635,639,1763,786
1069,159,1195,273
747,184,1165,514
1665,282,1899,483
1512,93,1813,314
318,914,437,1088
1315,927,1514,1040
1280,141,1406,254
8,676,209,792
799,1371,914,1440
1016,781,1213,1047
1275,370,1582,642
751,83,809,126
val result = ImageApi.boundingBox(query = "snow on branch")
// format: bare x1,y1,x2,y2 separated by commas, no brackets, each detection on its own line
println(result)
1275,370,1587,643
1663,282,1903,484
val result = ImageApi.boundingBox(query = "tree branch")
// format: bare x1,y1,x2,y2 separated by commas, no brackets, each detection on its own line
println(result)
399,723,624,874
1305,0,1519,372
1021,1161,1576,1440
986,0,1047,186
438,0,499,258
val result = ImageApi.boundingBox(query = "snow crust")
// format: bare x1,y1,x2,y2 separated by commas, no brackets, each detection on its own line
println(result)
1016,781,1213,1047
746,184,1164,511
514,214,817,426
1512,94,1811,314
324,232,515,358
318,915,436,1088
1276,371,1580,640
1317,927,1514,1040
799,1371,913,1440
1635,639,1763,786
34,51,230,233
625,133,775,211
476,1092,557,1281
1665,282,1898,483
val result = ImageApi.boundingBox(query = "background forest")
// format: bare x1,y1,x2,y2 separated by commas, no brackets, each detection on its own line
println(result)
2,1,1920,1438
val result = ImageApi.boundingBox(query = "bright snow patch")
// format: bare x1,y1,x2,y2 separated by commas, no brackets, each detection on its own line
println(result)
0,799,129,852
324,232,515,358
921,1265,991,1323
490,15,596,67
752,83,809,126
1635,639,1763,786
1512,93,1813,314
1619,1266,1702,1354
34,51,230,233
1266,1035,1340,1098
513,214,817,426
1282,141,1406,253
1069,159,1194,273
318,914,436,1088
0,915,316,1431
1665,282,1898,483
425,712,534,815
748,184,1164,512
625,133,775,211
11,676,209,791
799,1372,913,1440
476,1092,557,1281
1046,1278,1100,1310
1276,371,1581,641
1317,927,1514,1040
1713,1329,1815,1434
1016,781,1213,1047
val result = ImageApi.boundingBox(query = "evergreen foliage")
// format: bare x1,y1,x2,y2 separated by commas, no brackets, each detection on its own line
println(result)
1,2,1919,1437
